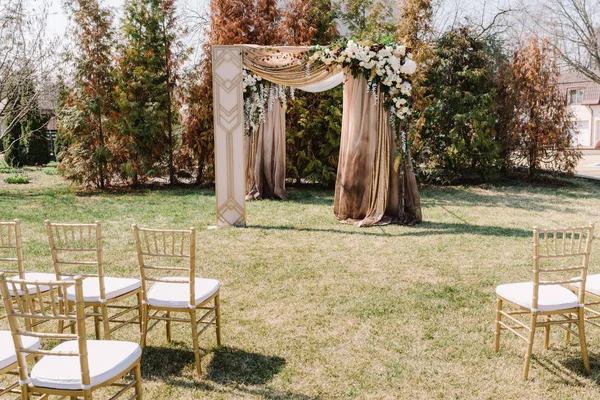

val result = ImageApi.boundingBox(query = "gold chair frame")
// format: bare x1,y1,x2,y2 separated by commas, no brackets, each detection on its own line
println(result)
0,220,26,321
132,224,221,377
495,224,594,380
45,220,142,340
0,273,143,399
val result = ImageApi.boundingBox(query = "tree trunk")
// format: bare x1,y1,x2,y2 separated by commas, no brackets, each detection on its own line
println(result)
97,112,105,190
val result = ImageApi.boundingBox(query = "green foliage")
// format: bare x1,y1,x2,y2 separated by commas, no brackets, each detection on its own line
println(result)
4,175,30,184
116,0,180,185
341,0,396,39
418,27,501,183
2,73,50,167
286,87,343,186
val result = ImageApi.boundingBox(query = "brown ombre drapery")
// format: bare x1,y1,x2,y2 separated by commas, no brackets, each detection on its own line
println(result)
333,74,421,226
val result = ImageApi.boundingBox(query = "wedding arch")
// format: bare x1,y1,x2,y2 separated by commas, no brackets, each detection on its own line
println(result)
212,43,422,227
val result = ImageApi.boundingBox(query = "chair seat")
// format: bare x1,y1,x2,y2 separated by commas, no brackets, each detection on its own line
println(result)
66,277,141,303
572,274,600,297
30,340,141,390
496,281,579,312
147,277,220,308
7,272,59,295
0,330,41,371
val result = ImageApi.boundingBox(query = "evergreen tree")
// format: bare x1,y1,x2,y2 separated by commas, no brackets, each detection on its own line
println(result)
419,27,501,183
281,0,342,186
3,73,50,167
59,0,117,188
117,0,181,185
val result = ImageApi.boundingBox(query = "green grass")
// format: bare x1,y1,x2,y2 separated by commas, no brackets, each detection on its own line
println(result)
4,175,29,184
1,172,600,399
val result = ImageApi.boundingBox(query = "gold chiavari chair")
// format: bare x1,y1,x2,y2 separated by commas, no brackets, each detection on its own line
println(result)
0,273,143,399
132,224,221,377
0,219,56,328
494,224,594,380
45,220,142,340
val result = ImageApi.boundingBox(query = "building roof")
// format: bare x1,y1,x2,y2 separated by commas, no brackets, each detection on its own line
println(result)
559,70,600,105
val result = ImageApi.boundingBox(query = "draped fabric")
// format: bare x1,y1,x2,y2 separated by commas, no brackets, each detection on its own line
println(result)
240,46,422,225
241,45,342,90
242,45,342,201
245,94,287,200
334,74,422,226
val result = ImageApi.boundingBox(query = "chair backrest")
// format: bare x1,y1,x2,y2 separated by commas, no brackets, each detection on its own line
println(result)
0,220,24,278
532,224,595,309
45,220,106,300
132,224,196,306
0,273,91,388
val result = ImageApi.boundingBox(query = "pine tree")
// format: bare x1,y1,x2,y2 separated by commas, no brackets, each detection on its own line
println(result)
117,0,181,185
59,0,117,188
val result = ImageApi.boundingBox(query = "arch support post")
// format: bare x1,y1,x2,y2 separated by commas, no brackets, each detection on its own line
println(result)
212,45,246,227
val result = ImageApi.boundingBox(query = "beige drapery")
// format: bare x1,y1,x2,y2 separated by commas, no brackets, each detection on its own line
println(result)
241,46,422,225
334,74,422,226
244,92,287,200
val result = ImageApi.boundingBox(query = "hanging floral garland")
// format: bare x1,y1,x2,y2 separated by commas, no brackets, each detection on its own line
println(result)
243,69,289,135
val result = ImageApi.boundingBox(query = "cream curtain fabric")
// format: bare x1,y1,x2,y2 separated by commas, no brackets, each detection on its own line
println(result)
334,74,422,226
245,92,287,200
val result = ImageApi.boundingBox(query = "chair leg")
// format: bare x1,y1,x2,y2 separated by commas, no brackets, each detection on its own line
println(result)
137,291,143,334
166,311,172,342
544,315,551,350
93,305,101,340
215,294,222,347
190,309,201,377
577,307,591,375
523,313,537,380
566,312,572,345
141,303,148,349
494,298,502,352
134,361,143,398
101,303,111,340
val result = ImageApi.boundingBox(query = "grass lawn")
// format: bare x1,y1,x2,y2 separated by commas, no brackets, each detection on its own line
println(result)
1,169,600,399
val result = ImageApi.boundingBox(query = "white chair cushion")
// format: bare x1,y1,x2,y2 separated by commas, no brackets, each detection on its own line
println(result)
30,340,141,390
7,272,59,295
496,281,579,311
66,277,141,302
0,330,41,371
573,274,600,297
147,277,220,308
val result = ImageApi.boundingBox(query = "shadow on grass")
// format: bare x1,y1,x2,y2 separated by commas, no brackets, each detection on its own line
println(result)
141,345,317,398
206,346,286,385
245,221,531,238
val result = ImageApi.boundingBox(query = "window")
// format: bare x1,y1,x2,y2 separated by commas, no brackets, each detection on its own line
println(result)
569,89,584,104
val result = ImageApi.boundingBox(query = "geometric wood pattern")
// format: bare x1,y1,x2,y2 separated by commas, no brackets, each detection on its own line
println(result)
212,45,246,226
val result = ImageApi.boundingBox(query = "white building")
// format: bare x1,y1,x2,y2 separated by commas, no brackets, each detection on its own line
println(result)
559,71,600,148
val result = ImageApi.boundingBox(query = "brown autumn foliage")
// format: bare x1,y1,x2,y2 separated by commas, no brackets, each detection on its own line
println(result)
180,0,283,183
499,37,580,179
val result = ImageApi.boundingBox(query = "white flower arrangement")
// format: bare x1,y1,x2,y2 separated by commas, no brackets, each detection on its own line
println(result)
309,39,416,121
242,40,417,137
